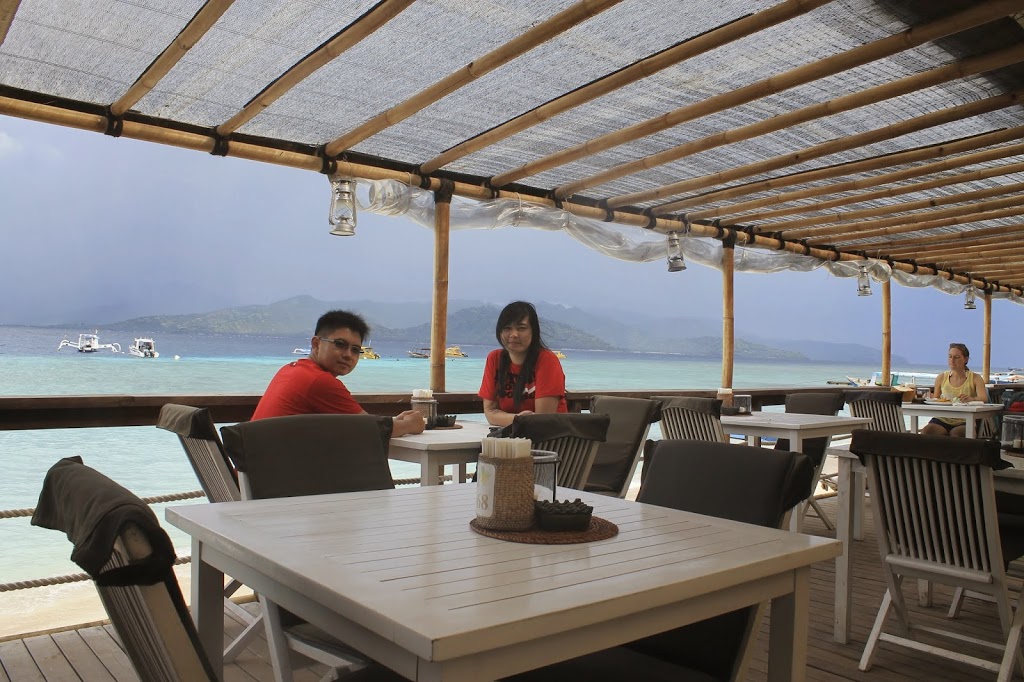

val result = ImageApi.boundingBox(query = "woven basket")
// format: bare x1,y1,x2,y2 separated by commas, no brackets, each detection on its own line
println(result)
474,454,535,531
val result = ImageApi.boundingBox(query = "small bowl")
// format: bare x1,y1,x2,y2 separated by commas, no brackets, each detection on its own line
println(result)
426,414,457,428
535,499,593,532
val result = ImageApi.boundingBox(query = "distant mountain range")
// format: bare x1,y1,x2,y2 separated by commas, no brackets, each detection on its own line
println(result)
97,295,902,364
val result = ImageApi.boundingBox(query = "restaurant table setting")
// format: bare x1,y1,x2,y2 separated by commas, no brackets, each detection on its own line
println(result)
471,436,618,543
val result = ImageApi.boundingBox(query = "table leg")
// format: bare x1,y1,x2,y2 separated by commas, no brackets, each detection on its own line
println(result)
191,538,225,680
853,469,865,541
457,463,467,483
768,566,809,681
789,432,806,533
835,455,854,644
967,417,976,439
909,414,920,433
420,458,438,486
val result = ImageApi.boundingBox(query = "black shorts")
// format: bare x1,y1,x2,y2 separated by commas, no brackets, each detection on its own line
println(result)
926,417,979,433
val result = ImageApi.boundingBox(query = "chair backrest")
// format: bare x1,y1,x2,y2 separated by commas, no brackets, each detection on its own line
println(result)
775,391,846,467
507,413,610,490
631,440,814,680
220,414,395,500
846,389,906,433
585,395,661,497
31,457,217,682
156,403,240,503
850,430,1006,579
653,396,727,443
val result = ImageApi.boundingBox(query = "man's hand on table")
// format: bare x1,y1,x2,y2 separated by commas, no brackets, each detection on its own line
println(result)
393,410,426,436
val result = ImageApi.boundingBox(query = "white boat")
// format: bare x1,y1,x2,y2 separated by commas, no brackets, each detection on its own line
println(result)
292,347,310,355
870,370,938,388
57,333,121,353
128,338,159,358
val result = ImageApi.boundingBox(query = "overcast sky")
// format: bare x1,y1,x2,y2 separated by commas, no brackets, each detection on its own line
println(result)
2,114,1022,367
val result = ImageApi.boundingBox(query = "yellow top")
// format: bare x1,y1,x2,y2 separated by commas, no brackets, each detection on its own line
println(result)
936,370,978,426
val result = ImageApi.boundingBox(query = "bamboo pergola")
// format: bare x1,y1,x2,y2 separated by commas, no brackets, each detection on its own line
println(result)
2,0,1024,387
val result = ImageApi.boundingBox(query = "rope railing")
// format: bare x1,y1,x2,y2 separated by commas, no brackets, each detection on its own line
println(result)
0,557,192,593
0,489,208,520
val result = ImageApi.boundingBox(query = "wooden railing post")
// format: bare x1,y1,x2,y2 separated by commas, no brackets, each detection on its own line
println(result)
430,180,455,394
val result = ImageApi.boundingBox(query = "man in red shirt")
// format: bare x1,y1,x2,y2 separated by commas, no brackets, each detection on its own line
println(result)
252,310,424,436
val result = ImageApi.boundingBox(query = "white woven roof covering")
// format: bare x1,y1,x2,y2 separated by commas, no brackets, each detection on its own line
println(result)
2,0,1023,292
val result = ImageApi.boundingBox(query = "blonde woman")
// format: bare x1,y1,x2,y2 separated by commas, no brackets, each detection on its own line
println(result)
921,342,988,437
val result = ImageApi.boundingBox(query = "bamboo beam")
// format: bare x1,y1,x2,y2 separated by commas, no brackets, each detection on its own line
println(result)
983,291,992,382
216,0,415,136
643,90,1024,214
820,206,1024,245
489,0,1024,190
110,0,234,117
325,0,622,156
418,0,831,174
0,0,20,47
763,180,1024,233
430,182,454,393
3,93,1021,295
560,43,1024,200
856,223,1024,252
930,252,1024,268
652,126,1024,212
885,236,1024,259
800,198,1024,243
881,280,891,388
712,157,1024,224
889,247,1024,267
721,235,736,393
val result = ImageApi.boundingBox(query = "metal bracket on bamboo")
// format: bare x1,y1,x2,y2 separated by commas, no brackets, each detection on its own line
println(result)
317,145,338,175
597,199,615,222
721,228,737,249
103,106,123,138
434,179,455,204
210,132,230,157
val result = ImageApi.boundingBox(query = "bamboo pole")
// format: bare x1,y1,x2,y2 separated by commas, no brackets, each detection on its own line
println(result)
713,158,1024,224
217,0,415,136
764,180,1024,233
0,0,20,47
885,238,1024,260
489,0,1024,190
856,223,1024,252
2,92,1021,296
983,291,992,382
642,90,1024,214
110,0,234,116
418,0,831,174
927,252,1024,268
721,235,735,395
803,203,1024,244
653,126,1024,212
325,0,622,156
560,43,1024,200
881,280,891,389
430,182,454,393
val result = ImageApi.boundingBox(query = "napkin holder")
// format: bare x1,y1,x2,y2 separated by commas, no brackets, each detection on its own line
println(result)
475,454,535,531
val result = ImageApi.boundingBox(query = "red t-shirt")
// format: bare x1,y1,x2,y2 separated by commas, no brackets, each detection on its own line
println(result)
252,359,363,420
478,348,567,414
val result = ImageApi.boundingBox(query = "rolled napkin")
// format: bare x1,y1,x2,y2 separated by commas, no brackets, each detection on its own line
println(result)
412,388,433,399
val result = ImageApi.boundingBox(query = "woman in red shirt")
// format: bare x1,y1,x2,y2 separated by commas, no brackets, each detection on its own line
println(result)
478,301,567,426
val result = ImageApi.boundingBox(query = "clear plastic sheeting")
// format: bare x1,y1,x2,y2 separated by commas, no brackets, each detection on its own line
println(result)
357,178,1024,306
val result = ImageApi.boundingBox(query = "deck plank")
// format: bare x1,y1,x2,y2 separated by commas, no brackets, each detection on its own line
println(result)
49,631,114,682
19,637,76,682
7,495,1022,681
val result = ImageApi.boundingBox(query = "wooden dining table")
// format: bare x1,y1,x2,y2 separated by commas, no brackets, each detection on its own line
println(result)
167,484,840,681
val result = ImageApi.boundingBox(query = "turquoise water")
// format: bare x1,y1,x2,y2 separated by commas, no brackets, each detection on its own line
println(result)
0,325,937,583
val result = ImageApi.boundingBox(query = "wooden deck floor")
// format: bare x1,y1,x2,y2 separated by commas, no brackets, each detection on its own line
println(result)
0,496,1014,681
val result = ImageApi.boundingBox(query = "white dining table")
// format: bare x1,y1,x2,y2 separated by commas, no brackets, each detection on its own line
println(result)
901,402,1004,438
720,411,872,454
389,420,492,486
167,484,840,682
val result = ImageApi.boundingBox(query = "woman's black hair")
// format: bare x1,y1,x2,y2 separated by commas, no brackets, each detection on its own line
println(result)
492,301,548,409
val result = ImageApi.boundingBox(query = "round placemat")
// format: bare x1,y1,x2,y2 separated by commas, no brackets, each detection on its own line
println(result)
469,516,618,544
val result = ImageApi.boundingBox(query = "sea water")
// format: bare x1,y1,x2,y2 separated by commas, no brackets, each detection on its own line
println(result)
0,325,936,633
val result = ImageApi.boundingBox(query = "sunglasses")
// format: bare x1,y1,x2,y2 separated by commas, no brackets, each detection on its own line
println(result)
318,337,363,355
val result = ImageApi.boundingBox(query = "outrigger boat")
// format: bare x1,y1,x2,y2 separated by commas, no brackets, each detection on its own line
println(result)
57,333,120,353
407,346,468,358
128,338,159,358
293,345,380,359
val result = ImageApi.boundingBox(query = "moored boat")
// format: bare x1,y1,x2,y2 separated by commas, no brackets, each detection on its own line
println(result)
57,333,121,353
407,345,468,358
553,350,567,359
360,346,381,360
128,337,159,358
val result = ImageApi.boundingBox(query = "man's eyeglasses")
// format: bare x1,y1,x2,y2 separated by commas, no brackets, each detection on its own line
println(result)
318,337,363,355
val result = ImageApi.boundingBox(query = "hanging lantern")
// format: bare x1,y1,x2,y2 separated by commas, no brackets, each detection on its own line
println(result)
328,177,357,236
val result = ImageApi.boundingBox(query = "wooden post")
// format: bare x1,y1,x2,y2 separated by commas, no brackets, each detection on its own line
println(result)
720,233,736,402
881,280,891,387
430,181,454,393
983,289,992,381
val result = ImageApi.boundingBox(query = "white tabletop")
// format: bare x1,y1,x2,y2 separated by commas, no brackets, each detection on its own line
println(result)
902,402,1004,414
721,411,872,432
389,420,493,451
168,484,839,681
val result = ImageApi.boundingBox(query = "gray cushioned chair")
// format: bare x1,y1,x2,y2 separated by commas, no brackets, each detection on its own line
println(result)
507,439,814,682
505,413,610,490
584,395,661,498
220,414,400,682
32,456,219,682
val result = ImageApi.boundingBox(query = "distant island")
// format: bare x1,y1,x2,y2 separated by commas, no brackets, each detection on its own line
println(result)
93,295,901,364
